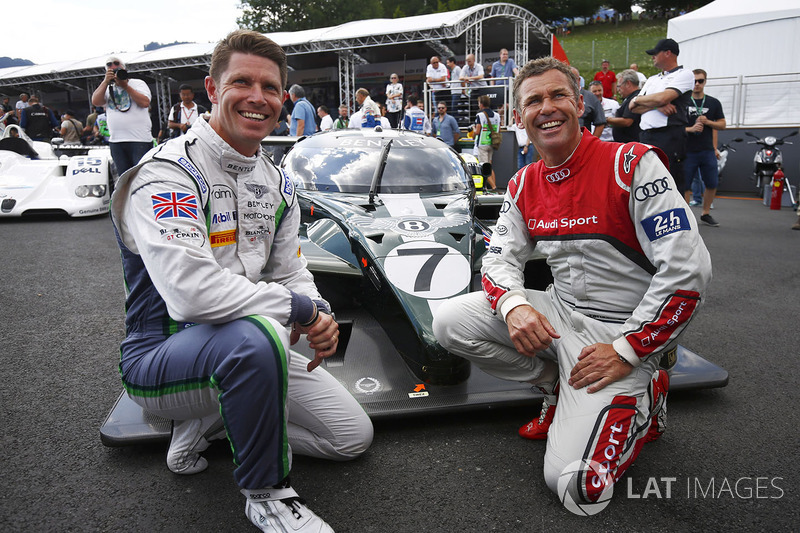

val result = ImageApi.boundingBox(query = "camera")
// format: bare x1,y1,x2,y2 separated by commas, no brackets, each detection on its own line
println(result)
114,69,129,81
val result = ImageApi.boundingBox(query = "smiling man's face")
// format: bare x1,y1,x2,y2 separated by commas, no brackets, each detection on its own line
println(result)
513,69,584,166
205,52,284,156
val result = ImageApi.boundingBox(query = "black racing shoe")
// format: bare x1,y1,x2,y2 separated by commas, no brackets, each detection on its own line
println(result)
700,214,720,227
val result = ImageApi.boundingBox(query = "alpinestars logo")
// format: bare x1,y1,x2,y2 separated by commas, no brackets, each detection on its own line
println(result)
623,146,637,174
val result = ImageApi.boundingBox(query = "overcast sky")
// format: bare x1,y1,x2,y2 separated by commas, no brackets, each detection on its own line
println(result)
5,0,242,65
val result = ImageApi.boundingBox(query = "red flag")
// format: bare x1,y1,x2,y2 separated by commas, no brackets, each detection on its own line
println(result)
551,35,570,65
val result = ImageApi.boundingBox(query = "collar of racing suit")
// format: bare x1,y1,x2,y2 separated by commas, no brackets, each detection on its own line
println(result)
190,117,260,177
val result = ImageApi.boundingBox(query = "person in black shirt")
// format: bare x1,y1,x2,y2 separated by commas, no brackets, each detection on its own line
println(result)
607,69,641,143
20,96,59,141
684,68,726,226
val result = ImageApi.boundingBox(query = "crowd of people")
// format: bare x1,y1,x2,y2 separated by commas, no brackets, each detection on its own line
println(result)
1,92,110,147
0,37,744,222
551,41,728,226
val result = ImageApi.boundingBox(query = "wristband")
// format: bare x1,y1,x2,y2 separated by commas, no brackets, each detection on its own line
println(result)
299,302,319,327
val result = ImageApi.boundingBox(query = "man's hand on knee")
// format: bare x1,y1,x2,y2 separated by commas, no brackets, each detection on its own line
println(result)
505,305,560,357
568,343,633,393
292,313,339,372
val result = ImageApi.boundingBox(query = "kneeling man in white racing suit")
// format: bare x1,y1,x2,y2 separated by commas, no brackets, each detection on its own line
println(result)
433,57,711,506
111,30,372,532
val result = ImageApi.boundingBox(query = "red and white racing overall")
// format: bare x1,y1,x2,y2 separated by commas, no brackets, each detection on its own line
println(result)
434,129,711,501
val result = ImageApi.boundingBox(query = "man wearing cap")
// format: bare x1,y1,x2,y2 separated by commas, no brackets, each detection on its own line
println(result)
91,56,153,174
630,38,694,198
593,59,617,99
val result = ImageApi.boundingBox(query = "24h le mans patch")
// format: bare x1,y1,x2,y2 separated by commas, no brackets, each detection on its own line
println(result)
641,208,689,241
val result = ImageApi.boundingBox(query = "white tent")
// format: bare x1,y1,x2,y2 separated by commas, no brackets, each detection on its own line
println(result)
668,0,800,127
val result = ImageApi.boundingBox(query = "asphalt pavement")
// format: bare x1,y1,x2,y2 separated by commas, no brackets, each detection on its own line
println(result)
1,193,798,532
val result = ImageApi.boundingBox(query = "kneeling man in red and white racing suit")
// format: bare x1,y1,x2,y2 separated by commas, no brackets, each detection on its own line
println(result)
433,57,711,506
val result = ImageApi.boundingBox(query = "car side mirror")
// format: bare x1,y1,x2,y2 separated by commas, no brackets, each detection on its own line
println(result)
51,137,65,146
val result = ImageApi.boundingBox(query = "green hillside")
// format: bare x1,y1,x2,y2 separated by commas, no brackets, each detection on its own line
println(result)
556,19,669,79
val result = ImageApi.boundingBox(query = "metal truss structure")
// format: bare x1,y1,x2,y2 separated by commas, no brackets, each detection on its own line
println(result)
427,40,456,62
337,51,368,112
0,3,550,128
151,72,178,130
280,3,550,56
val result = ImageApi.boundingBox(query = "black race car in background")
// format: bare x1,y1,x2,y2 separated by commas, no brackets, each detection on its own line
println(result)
100,128,727,445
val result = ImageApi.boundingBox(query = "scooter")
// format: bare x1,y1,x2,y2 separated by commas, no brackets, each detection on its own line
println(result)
717,138,742,177
745,130,797,192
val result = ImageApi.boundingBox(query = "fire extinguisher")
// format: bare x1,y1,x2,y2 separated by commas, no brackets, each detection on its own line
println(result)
770,168,785,210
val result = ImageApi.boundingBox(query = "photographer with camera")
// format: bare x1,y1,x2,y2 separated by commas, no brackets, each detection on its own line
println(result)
91,55,152,174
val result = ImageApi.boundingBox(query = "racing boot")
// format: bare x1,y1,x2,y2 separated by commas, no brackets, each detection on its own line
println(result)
167,413,226,475
518,383,560,440
643,369,670,444
243,477,334,532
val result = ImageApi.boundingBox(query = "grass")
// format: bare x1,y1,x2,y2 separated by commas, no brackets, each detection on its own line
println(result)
556,19,669,79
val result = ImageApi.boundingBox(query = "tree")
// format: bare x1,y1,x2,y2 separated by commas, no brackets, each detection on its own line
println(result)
638,0,713,14
515,0,603,24
239,0,383,32
606,0,634,16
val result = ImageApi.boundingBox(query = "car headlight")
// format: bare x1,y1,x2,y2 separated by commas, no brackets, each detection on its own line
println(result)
75,185,107,198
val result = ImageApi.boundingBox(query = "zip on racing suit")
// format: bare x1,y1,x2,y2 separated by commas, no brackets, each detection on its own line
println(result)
111,117,372,489
434,128,711,501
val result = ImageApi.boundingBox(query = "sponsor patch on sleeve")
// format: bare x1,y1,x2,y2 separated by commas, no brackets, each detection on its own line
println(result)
151,192,198,220
177,157,208,194
282,169,294,195
640,208,689,241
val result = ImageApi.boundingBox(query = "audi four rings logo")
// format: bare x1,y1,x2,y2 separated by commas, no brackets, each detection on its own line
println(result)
634,178,672,201
546,168,571,183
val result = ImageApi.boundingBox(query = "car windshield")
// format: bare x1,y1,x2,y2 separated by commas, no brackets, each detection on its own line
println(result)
283,134,470,194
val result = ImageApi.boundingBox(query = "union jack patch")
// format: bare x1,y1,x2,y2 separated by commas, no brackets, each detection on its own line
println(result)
151,192,198,220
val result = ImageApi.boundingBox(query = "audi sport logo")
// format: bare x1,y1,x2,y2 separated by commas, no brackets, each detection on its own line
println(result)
545,168,571,183
634,178,671,201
